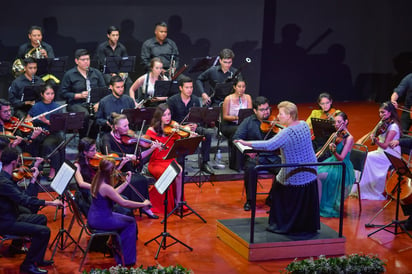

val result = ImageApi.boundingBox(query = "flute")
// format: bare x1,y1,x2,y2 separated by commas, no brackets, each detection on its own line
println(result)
27,104,68,122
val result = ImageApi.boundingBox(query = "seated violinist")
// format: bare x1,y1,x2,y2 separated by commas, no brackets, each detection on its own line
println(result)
306,93,341,158
95,75,135,133
100,113,163,219
350,101,401,200
232,96,281,211
26,84,64,181
221,78,252,171
144,103,185,214
317,112,355,217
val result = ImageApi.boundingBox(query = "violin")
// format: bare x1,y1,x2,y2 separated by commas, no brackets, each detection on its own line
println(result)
120,133,167,149
89,152,123,168
163,120,196,138
334,130,349,145
374,119,392,137
0,131,30,143
260,120,284,134
12,166,33,181
3,116,49,135
320,108,337,120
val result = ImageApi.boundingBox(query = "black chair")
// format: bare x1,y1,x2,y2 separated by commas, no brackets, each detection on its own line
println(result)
66,192,125,271
0,234,30,257
349,143,368,212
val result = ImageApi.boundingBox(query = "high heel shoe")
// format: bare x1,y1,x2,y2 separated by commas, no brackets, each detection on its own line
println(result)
140,208,159,219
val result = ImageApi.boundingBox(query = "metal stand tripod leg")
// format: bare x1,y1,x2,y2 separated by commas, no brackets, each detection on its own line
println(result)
144,189,192,259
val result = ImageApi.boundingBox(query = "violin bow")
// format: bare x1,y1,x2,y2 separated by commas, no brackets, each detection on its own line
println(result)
12,116,26,135
134,120,146,155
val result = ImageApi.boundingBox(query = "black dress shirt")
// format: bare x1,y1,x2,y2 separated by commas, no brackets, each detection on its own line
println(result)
8,74,44,108
196,65,239,101
167,93,201,123
95,41,128,70
141,37,179,70
96,93,135,127
60,67,106,105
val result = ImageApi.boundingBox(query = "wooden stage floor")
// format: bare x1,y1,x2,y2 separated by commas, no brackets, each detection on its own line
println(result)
2,101,412,273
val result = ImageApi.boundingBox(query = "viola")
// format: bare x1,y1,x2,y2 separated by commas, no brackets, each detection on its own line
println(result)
334,130,349,145
120,134,167,149
320,108,337,120
12,166,33,181
163,120,195,138
374,119,392,137
3,116,49,135
260,120,284,134
89,152,123,168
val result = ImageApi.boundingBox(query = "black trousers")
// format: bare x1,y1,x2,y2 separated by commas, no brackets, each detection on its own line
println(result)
2,214,50,266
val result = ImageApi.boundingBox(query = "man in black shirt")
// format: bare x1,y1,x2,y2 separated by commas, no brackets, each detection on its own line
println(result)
141,22,179,76
233,96,280,211
17,25,55,60
167,76,215,175
95,75,135,132
0,147,62,274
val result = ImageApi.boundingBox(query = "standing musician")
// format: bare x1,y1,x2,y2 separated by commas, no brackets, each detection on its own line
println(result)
317,112,355,217
88,158,151,267
100,113,163,219
144,103,185,214
235,101,320,235
221,78,252,171
16,25,55,60
232,96,281,211
95,75,135,133
9,57,44,119
350,101,401,200
391,73,412,132
129,57,169,108
167,76,215,175
196,48,240,106
141,22,180,75
26,84,64,181
0,147,62,274
60,49,106,139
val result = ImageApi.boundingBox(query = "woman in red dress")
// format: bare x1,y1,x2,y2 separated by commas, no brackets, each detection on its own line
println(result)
145,103,183,214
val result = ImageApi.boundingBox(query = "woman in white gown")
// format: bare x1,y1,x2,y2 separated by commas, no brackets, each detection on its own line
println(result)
353,101,401,200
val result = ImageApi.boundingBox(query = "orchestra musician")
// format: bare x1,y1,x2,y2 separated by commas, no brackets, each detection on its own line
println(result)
95,75,135,133
88,158,151,267
235,101,320,235
390,72,412,132
100,113,163,219
129,57,169,108
306,93,340,129
167,76,215,175
317,111,355,217
60,49,106,139
350,101,401,200
221,78,252,171
16,25,55,60
232,96,281,211
8,57,44,118
196,48,239,106
26,84,64,181
141,22,179,75
144,103,185,214
0,147,62,274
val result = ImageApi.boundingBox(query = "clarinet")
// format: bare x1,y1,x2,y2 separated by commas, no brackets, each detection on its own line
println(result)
85,67,94,117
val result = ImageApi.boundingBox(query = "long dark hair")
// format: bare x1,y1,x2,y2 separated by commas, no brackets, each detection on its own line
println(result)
150,103,169,136
77,137,96,183
90,158,116,198
380,101,401,132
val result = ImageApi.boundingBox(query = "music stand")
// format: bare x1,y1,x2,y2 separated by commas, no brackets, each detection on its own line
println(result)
144,161,192,259
36,56,67,77
367,152,412,239
49,112,85,133
213,82,233,102
103,56,136,74
238,108,254,124
121,107,156,131
162,136,206,223
0,61,11,77
22,84,44,102
154,80,179,97
188,56,219,73
311,118,335,139
49,160,83,259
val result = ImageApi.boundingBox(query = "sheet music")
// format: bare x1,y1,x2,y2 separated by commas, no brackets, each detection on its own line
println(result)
234,141,254,154
50,161,76,195
154,162,179,195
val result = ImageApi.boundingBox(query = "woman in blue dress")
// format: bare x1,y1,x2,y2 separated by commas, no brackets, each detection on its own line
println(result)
318,111,355,217
88,158,151,266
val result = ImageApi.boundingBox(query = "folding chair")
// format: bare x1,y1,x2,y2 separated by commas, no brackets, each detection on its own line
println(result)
349,143,368,212
66,192,125,271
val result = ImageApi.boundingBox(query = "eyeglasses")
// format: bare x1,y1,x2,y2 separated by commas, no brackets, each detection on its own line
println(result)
319,102,331,106
257,107,271,112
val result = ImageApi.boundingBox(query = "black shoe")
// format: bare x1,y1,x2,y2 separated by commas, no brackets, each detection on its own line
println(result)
201,163,215,175
140,208,159,219
20,263,48,274
37,260,54,267
243,201,251,211
5,245,27,257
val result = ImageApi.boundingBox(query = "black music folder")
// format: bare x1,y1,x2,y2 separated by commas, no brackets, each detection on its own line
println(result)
154,80,179,97
311,118,335,139
103,56,136,74
22,84,44,101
